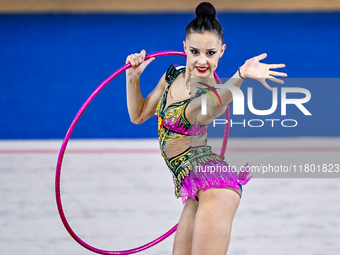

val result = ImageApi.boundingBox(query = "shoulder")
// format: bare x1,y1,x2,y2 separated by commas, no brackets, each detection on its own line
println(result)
165,64,186,85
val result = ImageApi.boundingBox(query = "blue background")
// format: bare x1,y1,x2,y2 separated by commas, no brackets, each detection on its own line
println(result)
0,13,339,139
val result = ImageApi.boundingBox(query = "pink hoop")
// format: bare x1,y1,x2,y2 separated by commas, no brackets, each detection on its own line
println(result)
55,50,230,254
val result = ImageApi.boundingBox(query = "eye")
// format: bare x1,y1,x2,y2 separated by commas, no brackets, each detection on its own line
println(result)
190,49,199,55
207,51,216,56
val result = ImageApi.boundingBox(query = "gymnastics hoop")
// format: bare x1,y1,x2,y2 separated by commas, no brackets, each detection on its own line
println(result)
55,50,231,254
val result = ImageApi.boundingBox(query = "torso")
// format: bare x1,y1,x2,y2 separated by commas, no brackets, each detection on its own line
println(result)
155,65,229,199
163,72,191,124
155,65,209,160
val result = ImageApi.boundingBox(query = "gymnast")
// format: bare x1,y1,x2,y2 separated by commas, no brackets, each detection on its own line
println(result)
125,2,287,254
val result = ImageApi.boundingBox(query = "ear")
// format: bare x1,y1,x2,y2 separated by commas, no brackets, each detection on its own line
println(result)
183,40,187,52
220,43,226,58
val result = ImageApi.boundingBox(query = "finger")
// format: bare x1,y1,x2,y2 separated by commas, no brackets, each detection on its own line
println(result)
256,53,267,61
138,51,145,63
132,54,141,66
140,49,146,59
143,57,155,68
267,75,284,84
138,55,143,64
126,56,136,67
269,70,288,77
132,54,141,65
261,79,273,91
268,64,285,69
128,58,135,67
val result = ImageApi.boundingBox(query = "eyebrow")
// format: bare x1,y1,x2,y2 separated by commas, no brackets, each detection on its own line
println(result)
189,46,217,51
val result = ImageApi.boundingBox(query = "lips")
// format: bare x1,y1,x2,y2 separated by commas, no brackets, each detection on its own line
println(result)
196,66,209,73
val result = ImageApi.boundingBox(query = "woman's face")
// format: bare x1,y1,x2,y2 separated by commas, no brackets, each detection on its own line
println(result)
183,32,226,79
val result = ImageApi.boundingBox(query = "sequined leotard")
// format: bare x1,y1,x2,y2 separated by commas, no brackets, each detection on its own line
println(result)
155,64,252,204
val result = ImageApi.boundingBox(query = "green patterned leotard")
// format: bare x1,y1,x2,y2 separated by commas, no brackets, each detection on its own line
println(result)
155,64,251,204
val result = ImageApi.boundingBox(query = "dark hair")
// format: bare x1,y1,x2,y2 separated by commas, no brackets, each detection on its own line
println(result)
185,2,223,44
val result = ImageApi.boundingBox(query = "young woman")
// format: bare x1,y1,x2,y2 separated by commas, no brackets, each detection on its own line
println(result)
125,2,287,254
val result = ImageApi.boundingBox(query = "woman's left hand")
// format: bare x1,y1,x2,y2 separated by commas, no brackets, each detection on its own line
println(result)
239,53,287,91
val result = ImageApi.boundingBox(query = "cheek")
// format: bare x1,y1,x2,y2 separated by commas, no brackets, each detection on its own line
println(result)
188,58,197,67
208,59,218,68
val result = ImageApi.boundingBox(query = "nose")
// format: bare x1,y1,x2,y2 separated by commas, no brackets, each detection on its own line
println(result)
197,55,207,65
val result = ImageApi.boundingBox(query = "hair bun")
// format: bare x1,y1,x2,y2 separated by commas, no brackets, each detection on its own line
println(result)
195,2,216,19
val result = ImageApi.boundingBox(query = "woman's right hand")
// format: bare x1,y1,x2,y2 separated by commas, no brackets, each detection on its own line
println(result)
125,49,155,77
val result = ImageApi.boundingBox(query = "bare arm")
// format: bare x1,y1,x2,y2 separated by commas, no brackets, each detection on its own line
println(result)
126,49,167,124
191,53,287,124
206,69,245,119
126,72,167,124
